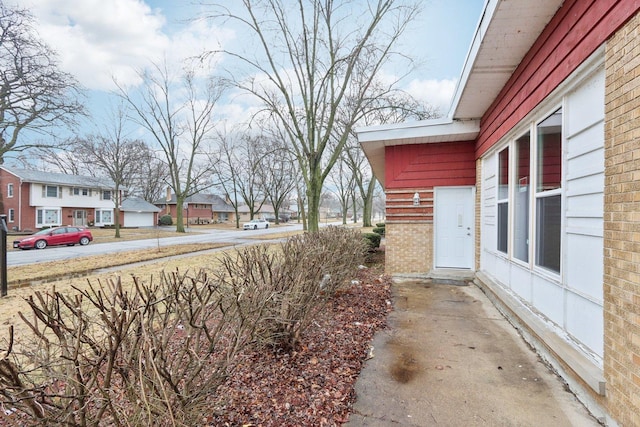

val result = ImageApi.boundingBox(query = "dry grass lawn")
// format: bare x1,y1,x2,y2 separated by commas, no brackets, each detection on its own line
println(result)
8,242,228,286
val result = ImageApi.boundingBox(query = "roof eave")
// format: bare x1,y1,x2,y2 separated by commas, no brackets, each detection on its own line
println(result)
358,119,480,187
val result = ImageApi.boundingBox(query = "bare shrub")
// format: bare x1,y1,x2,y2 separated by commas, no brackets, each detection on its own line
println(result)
302,226,368,293
217,226,368,350
0,227,367,424
0,271,255,426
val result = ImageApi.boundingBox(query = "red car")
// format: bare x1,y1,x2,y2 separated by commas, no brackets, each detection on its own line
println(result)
13,226,93,250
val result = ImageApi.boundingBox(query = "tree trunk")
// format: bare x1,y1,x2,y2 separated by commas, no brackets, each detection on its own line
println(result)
307,191,320,232
351,197,358,224
175,197,186,233
361,177,376,227
306,169,324,232
298,197,307,231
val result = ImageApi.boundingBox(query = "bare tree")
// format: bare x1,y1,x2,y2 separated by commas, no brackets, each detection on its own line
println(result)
236,134,268,219
210,129,267,226
73,106,152,237
210,129,244,228
258,133,297,224
31,142,84,175
0,3,84,164
204,0,420,232
132,152,169,203
116,62,224,232
328,155,356,225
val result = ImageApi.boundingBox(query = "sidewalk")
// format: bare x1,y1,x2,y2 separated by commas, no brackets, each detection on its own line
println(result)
346,278,601,426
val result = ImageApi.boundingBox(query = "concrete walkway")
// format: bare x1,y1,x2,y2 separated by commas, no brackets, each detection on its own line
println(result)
346,278,601,427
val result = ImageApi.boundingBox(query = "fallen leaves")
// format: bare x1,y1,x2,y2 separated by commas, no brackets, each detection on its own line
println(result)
210,266,392,426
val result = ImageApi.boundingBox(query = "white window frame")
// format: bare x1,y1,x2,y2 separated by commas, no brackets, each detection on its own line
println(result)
73,187,91,196
44,185,61,198
7,183,13,198
492,105,563,278
8,208,15,223
496,147,510,254
36,208,62,228
95,209,114,225
513,131,531,264
532,108,563,275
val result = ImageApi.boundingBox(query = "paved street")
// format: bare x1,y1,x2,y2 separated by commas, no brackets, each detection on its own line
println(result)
7,223,311,267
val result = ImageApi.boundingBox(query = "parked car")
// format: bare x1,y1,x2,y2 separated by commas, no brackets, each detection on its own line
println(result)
13,226,93,250
243,218,269,230
278,214,290,223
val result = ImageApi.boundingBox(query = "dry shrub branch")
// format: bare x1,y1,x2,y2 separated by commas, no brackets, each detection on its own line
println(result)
0,227,368,425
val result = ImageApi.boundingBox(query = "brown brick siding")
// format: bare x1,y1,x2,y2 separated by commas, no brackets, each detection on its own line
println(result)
385,222,433,274
604,11,640,427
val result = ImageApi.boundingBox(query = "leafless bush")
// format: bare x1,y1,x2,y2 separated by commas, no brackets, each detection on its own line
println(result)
0,271,255,426
217,226,367,350
0,227,367,424
302,226,368,293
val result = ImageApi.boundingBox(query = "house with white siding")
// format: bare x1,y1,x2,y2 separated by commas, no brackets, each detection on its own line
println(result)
0,167,117,230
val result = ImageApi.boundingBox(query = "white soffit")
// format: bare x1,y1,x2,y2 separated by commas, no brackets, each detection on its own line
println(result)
450,0,563,120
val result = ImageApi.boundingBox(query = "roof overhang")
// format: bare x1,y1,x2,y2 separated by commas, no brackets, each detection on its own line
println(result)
357,118,481,185
357,0,563,187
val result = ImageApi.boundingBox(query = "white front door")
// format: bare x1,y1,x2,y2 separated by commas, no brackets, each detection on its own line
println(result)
435,187,474,269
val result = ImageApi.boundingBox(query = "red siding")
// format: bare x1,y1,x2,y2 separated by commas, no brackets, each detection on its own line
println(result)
385,141,476,189
386,189,434,223
476,0,640,158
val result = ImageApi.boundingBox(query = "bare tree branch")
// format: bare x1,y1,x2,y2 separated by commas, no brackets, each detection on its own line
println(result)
0,3,85,164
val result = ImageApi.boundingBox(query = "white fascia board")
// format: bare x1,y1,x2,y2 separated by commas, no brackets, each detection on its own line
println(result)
357,118,480,145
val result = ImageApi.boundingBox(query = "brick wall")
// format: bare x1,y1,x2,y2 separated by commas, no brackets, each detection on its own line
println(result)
603,11,640,427
383,188,434,275
385,222,433,274
475,159,482,271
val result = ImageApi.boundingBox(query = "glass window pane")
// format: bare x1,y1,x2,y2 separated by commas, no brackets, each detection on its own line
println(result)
536,109,562,192
514,132,530,262
44,209,58,224
497,202,508,253
46,186,58,197
498,148,509,200
536,195,561,273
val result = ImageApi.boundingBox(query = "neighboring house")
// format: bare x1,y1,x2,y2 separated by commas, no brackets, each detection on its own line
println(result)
357,1,640,425
237,203,275,222
120,197,161,227
0,166,117,230
155,191,236,224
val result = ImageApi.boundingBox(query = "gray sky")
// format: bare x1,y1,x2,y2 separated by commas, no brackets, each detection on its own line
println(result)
10,0,484,136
